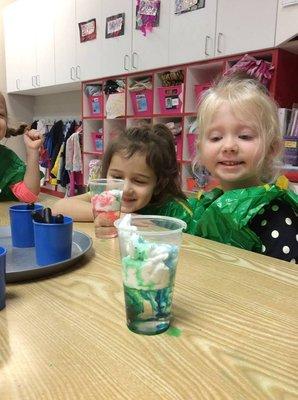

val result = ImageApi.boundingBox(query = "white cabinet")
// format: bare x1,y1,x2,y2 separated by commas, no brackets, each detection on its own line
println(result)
169,0,217,65
75,0,102,80
215,0,278,56
275,1,298,45
100,0,170,77
3,0,55,92
3,2,22,92
131,0,170,71
54,0,102,84
99,0,132,77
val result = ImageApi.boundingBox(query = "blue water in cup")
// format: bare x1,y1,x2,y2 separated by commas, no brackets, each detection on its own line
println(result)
9,204,44,248
33,216,73,266
0,246,7,310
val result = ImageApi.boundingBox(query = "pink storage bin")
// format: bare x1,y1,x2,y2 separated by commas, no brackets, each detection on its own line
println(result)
158,85,183,114
91,132,103,152
187,134,197,159
175,135,182,160
194,83,211,102
130,89,153,116
88,94,103,116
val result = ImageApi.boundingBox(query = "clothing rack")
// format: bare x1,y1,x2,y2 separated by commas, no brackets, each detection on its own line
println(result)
37,117,83,198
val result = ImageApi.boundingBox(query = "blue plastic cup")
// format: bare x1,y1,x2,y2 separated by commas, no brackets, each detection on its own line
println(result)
0,247,7,310
33,216,73,266
9,203,44,248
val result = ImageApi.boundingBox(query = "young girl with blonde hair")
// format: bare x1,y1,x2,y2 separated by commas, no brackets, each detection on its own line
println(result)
189,73,297,262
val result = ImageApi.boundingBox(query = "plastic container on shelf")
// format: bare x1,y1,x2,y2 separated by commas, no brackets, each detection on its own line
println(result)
91,131,104,152
88,94,103,117
130,89,153,116
158,85,183,114
283,136,298,166
194,83,211,102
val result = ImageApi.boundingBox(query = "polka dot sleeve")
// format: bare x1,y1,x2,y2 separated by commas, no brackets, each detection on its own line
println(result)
249,200,298,263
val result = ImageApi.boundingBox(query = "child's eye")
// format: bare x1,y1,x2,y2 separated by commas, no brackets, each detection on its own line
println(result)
209,136,221,142
133,179,146,185
239,134,253,140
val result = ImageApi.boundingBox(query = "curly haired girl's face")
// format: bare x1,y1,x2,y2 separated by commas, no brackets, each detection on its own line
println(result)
200,102,263,191
107,152,157,213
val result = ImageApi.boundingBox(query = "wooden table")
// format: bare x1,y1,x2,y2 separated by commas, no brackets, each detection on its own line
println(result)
0,196,297,399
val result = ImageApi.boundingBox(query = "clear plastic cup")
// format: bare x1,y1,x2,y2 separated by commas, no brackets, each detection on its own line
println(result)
114,215,186,335
89,178,124,239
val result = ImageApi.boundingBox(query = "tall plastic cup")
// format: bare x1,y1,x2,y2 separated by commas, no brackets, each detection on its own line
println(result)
33,216,73,266
114,215,186,335
89,178,124,239
0,246,7,310
9,203,44,247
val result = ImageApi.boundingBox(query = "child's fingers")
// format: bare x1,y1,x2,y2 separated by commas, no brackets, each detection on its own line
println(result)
25,129,43,141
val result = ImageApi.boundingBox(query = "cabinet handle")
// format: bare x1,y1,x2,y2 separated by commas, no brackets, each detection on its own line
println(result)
16,79,20,90
205,35,211,56
36,75,40,86
75,65,81,80
32,76,36,87
132,52,138,69
217,32,223,54
124,55,130,71
70,66,75,80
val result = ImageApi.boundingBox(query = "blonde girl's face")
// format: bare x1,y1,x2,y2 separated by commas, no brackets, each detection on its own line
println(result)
107,151,157,213
199,102,264,191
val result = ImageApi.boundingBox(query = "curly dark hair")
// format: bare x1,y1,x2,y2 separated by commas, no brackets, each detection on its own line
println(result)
101,124,185,205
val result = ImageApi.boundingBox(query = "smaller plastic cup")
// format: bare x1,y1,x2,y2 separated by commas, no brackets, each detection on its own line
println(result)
115,215,186,335
0,246,7,310
89,178,124,239
33,216,73,266
9,203,44,247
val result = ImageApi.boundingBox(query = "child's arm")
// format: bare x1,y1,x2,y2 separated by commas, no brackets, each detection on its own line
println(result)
52,192,93,221
23,129,43,195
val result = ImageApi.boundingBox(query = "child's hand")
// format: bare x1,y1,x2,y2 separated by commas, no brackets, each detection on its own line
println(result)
24,129,43,151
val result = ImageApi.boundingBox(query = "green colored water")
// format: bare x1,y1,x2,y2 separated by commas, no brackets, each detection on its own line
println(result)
124,285,174,335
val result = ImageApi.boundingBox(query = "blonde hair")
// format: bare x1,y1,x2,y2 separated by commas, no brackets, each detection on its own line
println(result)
196,73,283,183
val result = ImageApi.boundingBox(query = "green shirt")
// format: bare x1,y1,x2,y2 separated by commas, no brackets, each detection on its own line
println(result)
0,145,26,201
138,197,194,233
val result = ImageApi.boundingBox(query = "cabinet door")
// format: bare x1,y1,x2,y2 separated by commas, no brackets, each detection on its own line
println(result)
75,0,102,80
4,0,37,91
54,0,77,84
132,0,170,71
35,0,55,87
3,2,22,92
215,0,278,56
169,0,217,65
275,1,298,45
100,0,132,77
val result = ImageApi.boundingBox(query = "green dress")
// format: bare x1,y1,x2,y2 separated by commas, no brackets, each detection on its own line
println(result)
0,145,27,201
187,184,298,253
138,197,194,233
